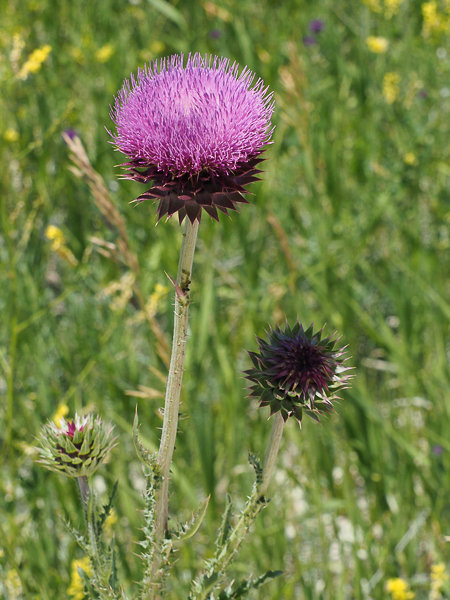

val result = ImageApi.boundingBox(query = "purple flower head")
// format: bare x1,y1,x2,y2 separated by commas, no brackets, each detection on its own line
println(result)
244,322,353,426
210,28,222,39
63,128,78,141
433,445,444,456
309,19,324,34
109,53,275,224
303,35,317,47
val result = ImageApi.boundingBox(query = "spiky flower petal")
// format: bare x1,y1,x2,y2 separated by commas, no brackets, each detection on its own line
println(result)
244,322,352,425
109,53,275,224
37,413,117,478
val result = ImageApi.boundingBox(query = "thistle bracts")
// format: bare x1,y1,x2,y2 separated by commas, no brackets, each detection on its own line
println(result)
245,322,352,425
37,413,117,478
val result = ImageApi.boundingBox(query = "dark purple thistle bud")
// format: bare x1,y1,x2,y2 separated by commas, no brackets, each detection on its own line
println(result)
36,413,117,478
309,19,324,34
108,53,275,224
244,322,352,425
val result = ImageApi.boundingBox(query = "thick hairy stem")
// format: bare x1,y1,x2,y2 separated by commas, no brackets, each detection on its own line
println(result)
155,219,199,541
78,475,90,510
259,412,285,497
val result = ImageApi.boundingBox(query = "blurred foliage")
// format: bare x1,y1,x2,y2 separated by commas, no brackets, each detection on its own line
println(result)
1,0,450,598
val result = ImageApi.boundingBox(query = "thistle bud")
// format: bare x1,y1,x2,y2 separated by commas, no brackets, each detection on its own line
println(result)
37,413,117,478
244,322,352,425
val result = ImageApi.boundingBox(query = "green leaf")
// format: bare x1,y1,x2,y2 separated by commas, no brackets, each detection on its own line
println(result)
215,493,233,553
133,409,160,477
218,570,284,599
58,513,88,552
147,0,186,29
248,452,263,485
98,480,119,531
175,496,210,541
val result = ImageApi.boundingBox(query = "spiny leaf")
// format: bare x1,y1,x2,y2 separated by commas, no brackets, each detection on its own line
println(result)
98,480,119,531
218,570,284,599
248,452,263,486
215,493,234,554
174,496,210,541
58,513,88,552
133,409,160,478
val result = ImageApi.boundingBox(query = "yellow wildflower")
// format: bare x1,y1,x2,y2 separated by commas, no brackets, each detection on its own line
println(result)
150,40,165,54
422,1,450,35
4,569,23,600
403,152,418,165
386,578,415,600
10,32,25,73
366,36,389,53
430,563,449,600
17,44,51,80
145,283,169,319
383,72,400,103
384,0,403,18
4,129,19,142
67,557,92,600
95,44,114,63
104,509,118,535
71,47,85,64
52,403,69,427
203,1,233,22
362,0,382,12
45,225,78,266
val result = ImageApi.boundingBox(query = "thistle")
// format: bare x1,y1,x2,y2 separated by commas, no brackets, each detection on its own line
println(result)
245,322,352,425
109,53,275,223
37,413,117,478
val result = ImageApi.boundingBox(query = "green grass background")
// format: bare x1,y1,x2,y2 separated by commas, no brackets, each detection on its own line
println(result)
1,0,450,597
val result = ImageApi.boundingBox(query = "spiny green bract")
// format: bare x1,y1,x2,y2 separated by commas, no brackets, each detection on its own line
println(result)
36,413,117,478
244,322,352,425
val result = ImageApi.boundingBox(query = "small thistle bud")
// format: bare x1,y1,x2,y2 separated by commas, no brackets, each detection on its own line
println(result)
244,322,352,425
37,413,117,478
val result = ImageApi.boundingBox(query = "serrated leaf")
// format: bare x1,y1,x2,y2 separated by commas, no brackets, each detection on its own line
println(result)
98,480,119,531
133,409,159,475
58,513,88,552
108,541,119,592
218,570,284,599
175,496,210,541
248,452,263,485
215,493,233,553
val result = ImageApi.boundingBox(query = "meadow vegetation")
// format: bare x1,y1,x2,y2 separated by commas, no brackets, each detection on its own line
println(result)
1,0,450,598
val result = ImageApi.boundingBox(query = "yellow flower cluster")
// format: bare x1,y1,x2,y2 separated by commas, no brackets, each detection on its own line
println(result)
430,563,449,600
95,44,114,63
4,569,23,600
383,72,400,103
45,225,78,266
362,0,404,18
422,1,450,36
67,557,92,600
52,403,69,427
366,36,389,53
386,578,415,600
4,129,19,142
403,152,418,165
17,44,52,80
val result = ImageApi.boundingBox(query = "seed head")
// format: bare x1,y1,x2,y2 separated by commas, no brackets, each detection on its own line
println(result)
109,53,275,224
37,413,117,478
244,322,352,425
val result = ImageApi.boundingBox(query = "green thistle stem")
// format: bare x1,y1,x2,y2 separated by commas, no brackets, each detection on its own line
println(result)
259,412,285,497
155,219,199,541
78,475,89,509
190,413,285,599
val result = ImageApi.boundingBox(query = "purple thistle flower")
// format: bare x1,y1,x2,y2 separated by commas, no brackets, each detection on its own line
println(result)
244,322,352,426
210,28,222,39
109,53,275,224
303,35,317,47
309,19,324,34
